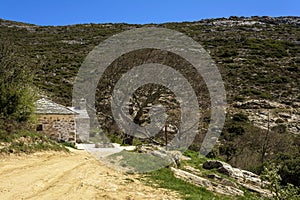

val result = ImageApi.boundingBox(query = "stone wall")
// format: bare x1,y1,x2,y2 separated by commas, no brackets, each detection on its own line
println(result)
36,114,76,142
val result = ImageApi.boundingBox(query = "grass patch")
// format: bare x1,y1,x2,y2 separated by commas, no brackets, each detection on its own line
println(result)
182,149,213,170
106,150,171,172
0,130,68,154
142,150,268,200
60,141,77,149
144,167,231,200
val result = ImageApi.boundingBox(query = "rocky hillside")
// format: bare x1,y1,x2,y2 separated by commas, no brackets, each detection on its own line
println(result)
0,16,299,187
0,16,299,105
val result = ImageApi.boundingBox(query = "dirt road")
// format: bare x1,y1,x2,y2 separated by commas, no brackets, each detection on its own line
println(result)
0,149,179,200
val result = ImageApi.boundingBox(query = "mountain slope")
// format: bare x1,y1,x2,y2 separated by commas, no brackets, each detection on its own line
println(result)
0,16,299,186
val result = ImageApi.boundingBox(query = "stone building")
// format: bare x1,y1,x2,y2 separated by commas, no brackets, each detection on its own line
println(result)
35,98,90,143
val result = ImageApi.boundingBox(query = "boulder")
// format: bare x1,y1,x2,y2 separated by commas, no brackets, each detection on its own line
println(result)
202,160,227,169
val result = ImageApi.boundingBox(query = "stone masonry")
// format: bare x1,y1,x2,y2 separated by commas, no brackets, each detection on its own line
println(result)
35,98,78,142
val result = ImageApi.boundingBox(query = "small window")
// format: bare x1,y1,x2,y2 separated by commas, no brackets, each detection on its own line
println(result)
36,124,43,131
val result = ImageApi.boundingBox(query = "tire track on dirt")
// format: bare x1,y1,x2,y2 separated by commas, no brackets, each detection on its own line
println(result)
24,161,90,199
0,153,70,176
0,150,180,200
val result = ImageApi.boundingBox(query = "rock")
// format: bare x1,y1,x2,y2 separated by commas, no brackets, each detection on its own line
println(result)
233,100,288,109
238,182,272,197
212,183,244,197
171,167,244,196
202,160,272,197
202,160,244,179
259,110,269,116
137,145,190,167
184,166,202,176
233,101,300,134
150,150,168,159
278,112,291,119
202,160,226,169
233,100,275,109
218,164,244,178
167,150,191,161
203,160,256,181
206,174,237,188
171,167,213,189
292,102,300,108
290,127,299,133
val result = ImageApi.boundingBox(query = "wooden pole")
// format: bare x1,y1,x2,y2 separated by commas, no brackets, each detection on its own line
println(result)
165,124,168,150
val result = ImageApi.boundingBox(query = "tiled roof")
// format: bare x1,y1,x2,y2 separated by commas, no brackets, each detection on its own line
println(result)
35,98,78,115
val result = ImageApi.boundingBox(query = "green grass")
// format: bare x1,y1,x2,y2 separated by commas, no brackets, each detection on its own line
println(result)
142,150,270,200
182,150,209,168
107,150,171,173
60,141,77,149
144,167,232,200
0,130,68,154
143,166,269,200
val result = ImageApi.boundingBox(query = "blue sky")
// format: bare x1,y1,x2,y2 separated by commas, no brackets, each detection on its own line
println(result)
0,0,299,26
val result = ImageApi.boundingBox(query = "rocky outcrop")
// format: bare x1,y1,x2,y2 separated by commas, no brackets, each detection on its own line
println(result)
171,167,244,196
131,146,273,197
172,160,273,197
203,160,272,197
203,160,262,185
206,173,237,188
233,100,284,109
183,165,202,176
232,100,300,135
137,145,191,167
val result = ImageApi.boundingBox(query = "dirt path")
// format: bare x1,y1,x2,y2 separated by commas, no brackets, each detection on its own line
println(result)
0,149,180,200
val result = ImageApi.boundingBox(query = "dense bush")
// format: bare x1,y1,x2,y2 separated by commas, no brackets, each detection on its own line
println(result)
275,153,300,186
0,41,47,153
0,41,35,123
232,113,249,122
262,163,300,199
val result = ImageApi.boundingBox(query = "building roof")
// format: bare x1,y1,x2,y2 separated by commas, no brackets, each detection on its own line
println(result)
68,107,90,119
35,98,78,115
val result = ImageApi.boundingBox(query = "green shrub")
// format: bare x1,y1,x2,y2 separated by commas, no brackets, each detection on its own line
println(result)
228,125,245,135
0,41,36,123
271,124,287,134
261,163,300,200
275,153,300,186
232,113,249,122
273,76,289,84
260,92,272,99
233,96,245,101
